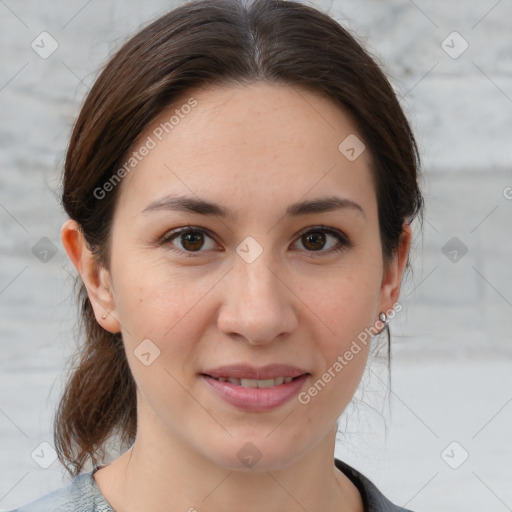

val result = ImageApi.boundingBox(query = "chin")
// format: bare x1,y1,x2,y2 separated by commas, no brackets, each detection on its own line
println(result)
203,436,308,473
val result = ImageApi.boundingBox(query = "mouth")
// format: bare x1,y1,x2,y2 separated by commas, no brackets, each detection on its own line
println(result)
199,364,310,412
201,375,305,388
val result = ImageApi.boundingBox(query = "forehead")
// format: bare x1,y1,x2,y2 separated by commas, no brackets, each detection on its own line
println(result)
114,82,376,221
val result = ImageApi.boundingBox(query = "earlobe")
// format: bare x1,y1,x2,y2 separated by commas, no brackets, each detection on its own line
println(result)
379,223,412,311
60,219,121,333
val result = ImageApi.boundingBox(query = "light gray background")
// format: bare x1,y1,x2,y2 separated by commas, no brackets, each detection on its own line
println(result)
1,1,511,511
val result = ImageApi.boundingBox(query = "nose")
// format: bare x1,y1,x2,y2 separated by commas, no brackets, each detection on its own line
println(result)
217,251,299,346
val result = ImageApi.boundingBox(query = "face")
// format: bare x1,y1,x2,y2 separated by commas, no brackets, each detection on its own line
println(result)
72,82,406,472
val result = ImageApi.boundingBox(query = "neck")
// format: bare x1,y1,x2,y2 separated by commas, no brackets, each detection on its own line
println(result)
94,416,363,512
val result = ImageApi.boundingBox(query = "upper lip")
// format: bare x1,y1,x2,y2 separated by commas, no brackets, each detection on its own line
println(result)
202,364,309,380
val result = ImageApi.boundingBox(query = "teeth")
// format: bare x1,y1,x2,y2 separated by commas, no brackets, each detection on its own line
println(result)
213,376,298,387
253,379,275,388
240,378,258,388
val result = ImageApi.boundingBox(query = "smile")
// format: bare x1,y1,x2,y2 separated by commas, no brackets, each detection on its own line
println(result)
201,373,309,412
207,376,299,387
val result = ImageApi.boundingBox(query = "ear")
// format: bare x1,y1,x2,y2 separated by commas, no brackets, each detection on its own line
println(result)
378,222,412,313
60,219,121,333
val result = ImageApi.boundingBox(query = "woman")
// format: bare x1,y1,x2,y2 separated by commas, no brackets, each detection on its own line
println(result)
9,0,423,510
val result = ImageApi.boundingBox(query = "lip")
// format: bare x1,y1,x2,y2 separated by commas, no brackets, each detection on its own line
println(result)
202,364,308,380
201,374,309,412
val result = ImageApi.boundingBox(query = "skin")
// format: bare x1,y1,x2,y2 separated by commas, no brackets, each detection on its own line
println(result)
62,82,411,512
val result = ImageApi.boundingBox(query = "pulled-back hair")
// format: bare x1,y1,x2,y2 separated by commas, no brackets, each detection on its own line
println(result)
55,0,423,478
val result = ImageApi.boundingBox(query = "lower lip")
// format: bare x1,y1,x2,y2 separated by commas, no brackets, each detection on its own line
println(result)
201,374,309,412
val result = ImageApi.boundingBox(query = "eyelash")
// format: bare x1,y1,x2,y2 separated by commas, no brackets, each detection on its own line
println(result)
159,224,351,258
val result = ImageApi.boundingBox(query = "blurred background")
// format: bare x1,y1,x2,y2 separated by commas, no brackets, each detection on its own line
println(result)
0,1,511,510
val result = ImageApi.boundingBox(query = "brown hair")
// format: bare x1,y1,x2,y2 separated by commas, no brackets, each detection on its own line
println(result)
54,0,423,478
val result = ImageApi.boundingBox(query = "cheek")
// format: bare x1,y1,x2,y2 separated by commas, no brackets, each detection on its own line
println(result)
110,247,189,323
306,264,382,338
301,282,376,420
110,253,220,368
302,264,382,401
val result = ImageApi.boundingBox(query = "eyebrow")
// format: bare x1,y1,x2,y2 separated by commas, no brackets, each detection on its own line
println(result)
141,195,366,220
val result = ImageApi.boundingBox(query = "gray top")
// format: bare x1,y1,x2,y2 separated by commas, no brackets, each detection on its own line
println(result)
7,459,415,511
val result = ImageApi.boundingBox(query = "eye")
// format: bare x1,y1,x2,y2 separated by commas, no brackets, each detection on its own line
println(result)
293,226,351,255
159,225,351,257
160,225,217,256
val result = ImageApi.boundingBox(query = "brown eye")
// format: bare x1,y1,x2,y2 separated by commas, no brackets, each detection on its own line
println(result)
302,231,326,251
180,231,205,251
161,227,217,255
295,227,350,255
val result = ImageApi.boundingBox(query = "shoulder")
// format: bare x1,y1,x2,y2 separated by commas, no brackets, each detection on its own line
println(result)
335,458,416,512
8,460,414,512
5,470,114,512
